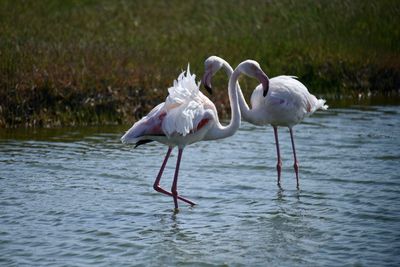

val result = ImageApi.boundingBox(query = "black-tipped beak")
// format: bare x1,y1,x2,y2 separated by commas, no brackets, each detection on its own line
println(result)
259,72,270,97
204,83,213,95
201,72,213,95
262,81,269,97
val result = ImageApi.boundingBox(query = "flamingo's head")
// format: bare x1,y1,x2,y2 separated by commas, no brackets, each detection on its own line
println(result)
201,56,226,95
236,60,270,97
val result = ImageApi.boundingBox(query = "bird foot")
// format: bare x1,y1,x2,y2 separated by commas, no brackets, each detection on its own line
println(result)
277,182,283,190
154,185,195,206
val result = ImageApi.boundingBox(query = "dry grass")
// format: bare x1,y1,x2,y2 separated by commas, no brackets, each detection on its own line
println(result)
1,0,399,127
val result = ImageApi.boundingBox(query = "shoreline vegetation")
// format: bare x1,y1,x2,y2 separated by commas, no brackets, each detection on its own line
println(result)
1,0,399,128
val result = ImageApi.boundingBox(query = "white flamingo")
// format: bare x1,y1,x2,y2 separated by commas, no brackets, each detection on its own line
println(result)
202,56,328,188
121,61,269,210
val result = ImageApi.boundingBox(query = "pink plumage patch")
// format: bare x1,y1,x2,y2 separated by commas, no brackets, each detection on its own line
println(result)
196,118,210,130
306,102,312,113
147,112,166,135
158,112,166,120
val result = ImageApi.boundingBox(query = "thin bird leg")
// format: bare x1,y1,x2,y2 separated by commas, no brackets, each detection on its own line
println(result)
153,147,173,196
171,148,183,210
273,126,282,187
153,147,195,206
289,128,300,189
170,148,196,209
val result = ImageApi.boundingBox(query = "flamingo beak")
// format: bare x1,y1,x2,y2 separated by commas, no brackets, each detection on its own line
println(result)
258,71,269,97
201,71,213,95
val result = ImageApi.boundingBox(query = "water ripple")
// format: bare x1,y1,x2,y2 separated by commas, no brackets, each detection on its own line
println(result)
1,106,400,266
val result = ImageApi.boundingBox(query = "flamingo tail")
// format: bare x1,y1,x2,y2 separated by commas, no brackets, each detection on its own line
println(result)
120,122,147,144
308,95,328,114
120,124,157,148
315,99,329,111
134,139,154,148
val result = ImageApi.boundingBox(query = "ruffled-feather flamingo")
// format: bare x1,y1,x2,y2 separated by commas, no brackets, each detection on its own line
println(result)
121,61,269,210
202,56,328,189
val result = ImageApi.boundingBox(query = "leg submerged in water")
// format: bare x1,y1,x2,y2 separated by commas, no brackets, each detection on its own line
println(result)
273,126,282,187
153,147,195,207
289,128,300,189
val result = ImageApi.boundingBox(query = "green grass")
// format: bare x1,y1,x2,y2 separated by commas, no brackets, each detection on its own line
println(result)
1,0,399,127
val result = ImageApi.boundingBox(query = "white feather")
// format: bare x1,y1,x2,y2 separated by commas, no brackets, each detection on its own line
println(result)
163,65,205,136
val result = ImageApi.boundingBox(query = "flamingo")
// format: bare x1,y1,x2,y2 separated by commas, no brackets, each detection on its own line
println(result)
121,61,269,210
202,56,328,189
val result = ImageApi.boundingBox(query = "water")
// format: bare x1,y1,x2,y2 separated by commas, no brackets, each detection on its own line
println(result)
1,105,400,266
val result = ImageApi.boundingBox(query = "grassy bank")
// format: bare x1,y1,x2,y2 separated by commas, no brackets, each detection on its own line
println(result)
1,0,399,127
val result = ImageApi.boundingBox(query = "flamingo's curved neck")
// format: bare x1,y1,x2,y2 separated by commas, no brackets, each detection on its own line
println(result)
208,62,241,140
220,61,256,125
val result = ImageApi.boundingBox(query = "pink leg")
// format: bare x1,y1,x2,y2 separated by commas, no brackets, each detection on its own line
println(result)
273,126,282,187
171,148,183,210
289,128,300,189
153,147,173,192
153,147,195,206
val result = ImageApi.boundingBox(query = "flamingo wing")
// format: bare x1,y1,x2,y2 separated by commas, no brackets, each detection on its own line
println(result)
121,64,214,146
261,76,328,124
273,76,328,114
265,76,309,111
250,84,295,111
120,103,166,145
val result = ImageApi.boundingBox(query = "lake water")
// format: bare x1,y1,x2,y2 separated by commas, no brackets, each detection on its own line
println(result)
1,104,400,266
